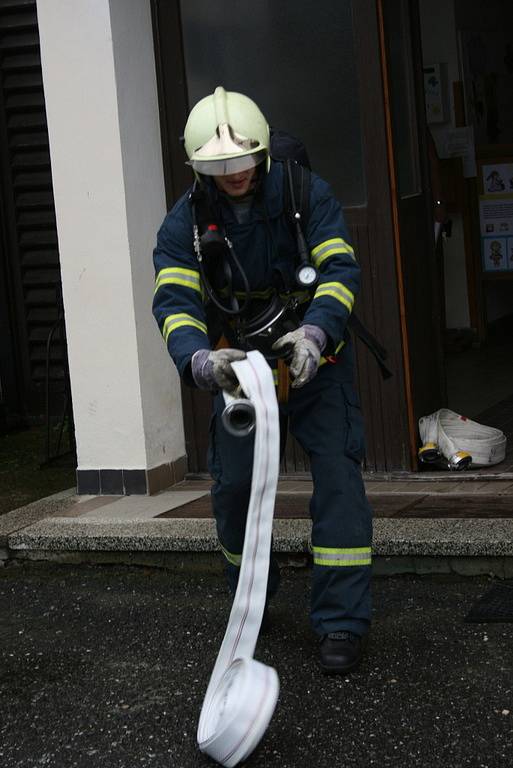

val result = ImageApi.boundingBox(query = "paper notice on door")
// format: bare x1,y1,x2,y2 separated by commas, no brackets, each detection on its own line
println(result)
479,195,513,236
437,126,476,177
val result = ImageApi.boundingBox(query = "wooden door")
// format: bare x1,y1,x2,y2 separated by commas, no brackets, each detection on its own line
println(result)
152,0,415,473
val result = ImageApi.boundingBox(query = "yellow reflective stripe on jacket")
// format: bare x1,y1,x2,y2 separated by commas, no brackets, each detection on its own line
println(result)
155,267,201,294
312,546,372,567
313,281,354,312
220,545,242,567
162,313,207,342
311,237,355,269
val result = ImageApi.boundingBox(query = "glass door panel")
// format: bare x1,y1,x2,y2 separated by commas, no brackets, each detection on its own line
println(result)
180,0,366,207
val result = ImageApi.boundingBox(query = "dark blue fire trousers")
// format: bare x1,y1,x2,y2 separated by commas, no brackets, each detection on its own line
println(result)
207,347,372,638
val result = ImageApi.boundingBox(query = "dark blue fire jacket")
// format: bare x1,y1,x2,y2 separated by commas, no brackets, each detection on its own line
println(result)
152,160,360,382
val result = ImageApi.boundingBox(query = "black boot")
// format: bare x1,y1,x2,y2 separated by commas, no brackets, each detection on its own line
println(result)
318,631,364,675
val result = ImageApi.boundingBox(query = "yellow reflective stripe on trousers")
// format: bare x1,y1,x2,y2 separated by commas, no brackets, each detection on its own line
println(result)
219,544,242,568
311,237,355,269
220,545,242,567
312,546,372,567
313,281,354,312
162,313,207,342
155,267,201,294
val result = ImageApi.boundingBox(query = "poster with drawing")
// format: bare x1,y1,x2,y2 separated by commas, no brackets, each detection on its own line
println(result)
482,163,513,194
482,237,513,271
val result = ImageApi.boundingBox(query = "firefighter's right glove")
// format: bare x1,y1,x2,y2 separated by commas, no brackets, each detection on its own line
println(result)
191,348,246,395
272,324,327,389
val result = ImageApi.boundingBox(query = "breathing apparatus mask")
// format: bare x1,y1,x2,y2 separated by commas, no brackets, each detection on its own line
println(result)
190,176,306,359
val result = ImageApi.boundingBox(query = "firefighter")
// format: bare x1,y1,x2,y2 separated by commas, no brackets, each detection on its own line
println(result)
152,87,373,674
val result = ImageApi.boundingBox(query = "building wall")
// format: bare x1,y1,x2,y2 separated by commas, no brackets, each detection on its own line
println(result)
37,0,186,493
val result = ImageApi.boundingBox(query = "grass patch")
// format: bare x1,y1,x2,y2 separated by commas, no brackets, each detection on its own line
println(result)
0,425,76,516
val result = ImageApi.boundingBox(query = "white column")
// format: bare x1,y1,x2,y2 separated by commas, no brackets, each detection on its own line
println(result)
37,0,186,493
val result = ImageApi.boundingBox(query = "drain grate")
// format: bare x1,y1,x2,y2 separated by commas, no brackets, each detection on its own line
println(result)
465,581,513,623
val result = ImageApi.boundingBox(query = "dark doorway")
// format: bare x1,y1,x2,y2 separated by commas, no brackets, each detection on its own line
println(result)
151,0,441,474
417,0,513,474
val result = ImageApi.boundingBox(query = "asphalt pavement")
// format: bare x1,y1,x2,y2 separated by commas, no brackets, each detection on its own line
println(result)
1,562,512,767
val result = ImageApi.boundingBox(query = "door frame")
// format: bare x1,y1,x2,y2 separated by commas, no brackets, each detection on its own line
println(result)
378,0,446,460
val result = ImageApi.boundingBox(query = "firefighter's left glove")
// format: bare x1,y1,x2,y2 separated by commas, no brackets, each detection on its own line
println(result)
272,324,327,389
191,348,247,395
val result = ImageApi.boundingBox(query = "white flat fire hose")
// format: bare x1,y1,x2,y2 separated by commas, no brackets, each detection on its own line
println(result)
419,408,507,469
197,350,280,767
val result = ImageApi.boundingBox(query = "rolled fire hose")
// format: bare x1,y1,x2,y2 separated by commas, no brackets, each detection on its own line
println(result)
419,408,507,469
197,350,280,767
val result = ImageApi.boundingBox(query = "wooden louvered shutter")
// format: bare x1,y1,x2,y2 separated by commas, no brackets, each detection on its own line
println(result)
0,0,66,420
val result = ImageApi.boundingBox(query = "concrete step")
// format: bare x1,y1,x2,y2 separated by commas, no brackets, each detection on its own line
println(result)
2,487,513,577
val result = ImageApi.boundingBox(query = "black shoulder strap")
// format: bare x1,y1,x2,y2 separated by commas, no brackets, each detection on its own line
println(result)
283,159,311,272
283,158,310,230
190,180,218,235
283,160,392,379
347,314,393,380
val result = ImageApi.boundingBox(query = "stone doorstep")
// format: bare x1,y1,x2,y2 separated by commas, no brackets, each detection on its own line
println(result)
0,488,77,548
7,516,513,558
3,486,513,575
7,518,513,577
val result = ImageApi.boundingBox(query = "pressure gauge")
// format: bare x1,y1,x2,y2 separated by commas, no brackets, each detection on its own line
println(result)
296,264,318,288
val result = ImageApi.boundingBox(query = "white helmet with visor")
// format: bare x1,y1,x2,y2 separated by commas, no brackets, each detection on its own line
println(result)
184,86,270,176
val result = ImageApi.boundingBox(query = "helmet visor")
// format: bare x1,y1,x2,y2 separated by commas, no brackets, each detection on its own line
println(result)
188,149,267,177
